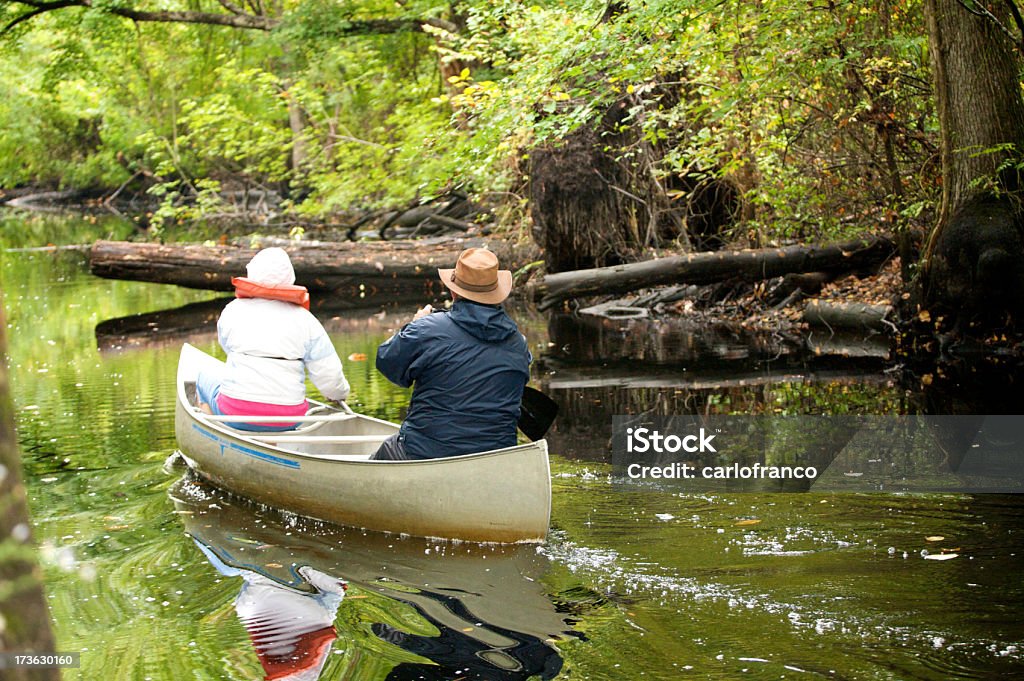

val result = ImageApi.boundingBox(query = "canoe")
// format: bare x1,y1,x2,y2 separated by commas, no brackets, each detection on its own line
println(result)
174,343,551,543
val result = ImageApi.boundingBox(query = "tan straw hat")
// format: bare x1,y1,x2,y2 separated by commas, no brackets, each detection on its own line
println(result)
438,248,513,304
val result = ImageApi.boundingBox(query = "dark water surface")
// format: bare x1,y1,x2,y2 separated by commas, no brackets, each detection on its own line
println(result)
2,212,1023,680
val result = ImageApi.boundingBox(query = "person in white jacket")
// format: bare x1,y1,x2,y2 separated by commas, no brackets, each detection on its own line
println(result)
196,247,350,431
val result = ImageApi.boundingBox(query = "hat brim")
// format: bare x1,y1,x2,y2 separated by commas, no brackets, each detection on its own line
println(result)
438,268,513,304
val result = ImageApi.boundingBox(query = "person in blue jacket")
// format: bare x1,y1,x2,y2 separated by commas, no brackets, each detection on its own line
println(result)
372,248,531,460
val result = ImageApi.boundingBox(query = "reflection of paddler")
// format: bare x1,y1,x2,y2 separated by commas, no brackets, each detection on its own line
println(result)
193,540,347,681
173,480,570,679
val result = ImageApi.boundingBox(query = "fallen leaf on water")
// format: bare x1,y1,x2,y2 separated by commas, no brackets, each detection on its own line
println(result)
231,536,262,545
924,553,959,561
925,536,945,542
735,519,762,526
348,353,368,361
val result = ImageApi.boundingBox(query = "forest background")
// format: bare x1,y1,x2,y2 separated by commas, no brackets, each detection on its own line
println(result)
0,0,936,263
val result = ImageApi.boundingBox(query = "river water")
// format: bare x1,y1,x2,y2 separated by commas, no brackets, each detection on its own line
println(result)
2,212,1023,680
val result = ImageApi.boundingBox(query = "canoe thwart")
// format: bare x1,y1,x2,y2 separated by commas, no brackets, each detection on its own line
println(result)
196,411,359,424
246,434,392,444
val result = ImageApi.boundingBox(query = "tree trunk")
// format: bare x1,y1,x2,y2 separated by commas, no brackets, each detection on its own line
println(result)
803,301,894,334
0,304,60,681
89,238,535,295
919,0,1024,329
534,235,894,310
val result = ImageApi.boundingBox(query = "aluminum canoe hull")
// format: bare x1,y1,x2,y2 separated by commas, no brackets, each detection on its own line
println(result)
174,343,551,543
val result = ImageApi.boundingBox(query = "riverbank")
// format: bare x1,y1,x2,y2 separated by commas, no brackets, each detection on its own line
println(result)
0,184,499,241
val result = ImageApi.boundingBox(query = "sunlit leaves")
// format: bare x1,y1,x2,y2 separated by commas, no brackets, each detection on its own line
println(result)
1,0,938,240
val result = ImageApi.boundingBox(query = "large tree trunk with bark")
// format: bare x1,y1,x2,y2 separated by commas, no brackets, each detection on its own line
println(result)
287,94,309,175
0,306,60,681
919,0,1024,331
89,237,536,297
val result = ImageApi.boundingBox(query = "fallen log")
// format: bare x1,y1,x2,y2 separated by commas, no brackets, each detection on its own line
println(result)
765,272,834,307
803,300,894,333
89,237,534,297
533,235,894,310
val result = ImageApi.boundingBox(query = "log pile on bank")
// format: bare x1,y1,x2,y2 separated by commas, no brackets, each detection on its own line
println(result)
90,232,901,363
90,233,898,360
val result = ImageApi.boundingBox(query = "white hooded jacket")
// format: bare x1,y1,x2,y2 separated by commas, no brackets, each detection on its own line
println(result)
217,248,349,405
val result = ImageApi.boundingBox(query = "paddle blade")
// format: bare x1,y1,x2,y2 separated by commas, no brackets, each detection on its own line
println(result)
518,386,558,441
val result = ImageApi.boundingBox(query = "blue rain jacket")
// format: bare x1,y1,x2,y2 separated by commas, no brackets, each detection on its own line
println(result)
376,300,531,459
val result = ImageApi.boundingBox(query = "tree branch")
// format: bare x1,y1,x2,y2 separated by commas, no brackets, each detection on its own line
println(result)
1,0,275,32
103,4,276,29
955,0,1024,56
1004,0,1024,48
215,0,247,16
2,0,80,34
2,0,457,36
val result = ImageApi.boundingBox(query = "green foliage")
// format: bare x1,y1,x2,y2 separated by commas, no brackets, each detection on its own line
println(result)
1,0,939,243
431,0,937,241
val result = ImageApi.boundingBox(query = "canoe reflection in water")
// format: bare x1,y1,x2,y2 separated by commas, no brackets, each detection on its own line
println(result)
173,476,570,680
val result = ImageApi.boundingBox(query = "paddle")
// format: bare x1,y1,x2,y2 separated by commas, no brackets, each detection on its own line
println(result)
518,385,559,441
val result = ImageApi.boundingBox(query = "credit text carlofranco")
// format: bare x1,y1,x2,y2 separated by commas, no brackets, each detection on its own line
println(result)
626,462,819,480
